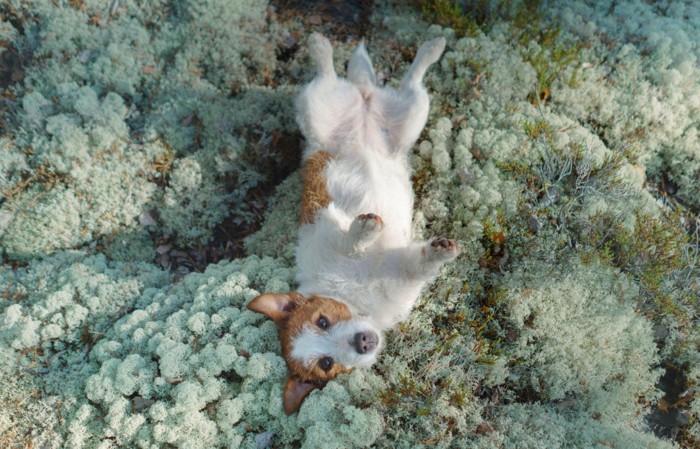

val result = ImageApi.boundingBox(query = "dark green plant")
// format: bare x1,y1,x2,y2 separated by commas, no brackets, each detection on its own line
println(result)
417,0,482,37
582,209,699,326
526,37,582,104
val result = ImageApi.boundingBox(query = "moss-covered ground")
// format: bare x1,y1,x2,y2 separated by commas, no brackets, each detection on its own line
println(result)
1,0,698,447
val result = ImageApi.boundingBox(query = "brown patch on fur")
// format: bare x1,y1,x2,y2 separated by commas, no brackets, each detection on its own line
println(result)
301,151,333,224
248,292,305,321
283,376,317,415
279,295,354,382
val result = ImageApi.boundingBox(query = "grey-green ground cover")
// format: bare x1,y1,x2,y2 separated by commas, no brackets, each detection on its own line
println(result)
1,0,698,447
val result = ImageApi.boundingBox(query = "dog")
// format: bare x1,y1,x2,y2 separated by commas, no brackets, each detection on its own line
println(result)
248,33,459,415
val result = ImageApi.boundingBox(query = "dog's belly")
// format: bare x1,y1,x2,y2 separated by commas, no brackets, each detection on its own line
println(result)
295,148,417,321
325,152,413,246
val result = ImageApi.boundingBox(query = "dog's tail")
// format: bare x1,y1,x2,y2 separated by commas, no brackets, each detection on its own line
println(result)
347,40,376,98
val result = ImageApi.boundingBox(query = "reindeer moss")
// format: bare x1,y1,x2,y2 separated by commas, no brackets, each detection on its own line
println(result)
1,0,698,448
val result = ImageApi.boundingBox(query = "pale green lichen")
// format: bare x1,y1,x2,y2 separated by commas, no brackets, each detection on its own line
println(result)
548,0,700,209
1,251,386,448
474,402,676,449
1,0,698,448
156,156,232,244
498,260,661,423
0,372,61,448
1,83,161,259
0,251,169,372
297,379,384,449
0,20,17,51
0,0,300,255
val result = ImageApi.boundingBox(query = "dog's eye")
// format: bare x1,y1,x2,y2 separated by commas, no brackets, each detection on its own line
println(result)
319,356,334,372
317,315,330,330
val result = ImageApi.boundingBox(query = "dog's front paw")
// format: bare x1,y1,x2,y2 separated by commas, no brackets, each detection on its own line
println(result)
357,213,384,232
428,237,460,261
346,213,384,256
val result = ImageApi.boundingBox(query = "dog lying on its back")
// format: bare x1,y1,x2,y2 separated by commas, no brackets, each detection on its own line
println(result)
248,33,459,415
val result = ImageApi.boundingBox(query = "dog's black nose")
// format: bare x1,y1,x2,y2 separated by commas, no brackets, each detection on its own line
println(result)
353,331,378,354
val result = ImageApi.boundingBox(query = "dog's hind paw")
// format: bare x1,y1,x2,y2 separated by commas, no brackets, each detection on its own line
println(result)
308,33,334,76
402,36,446,88
415,37,446,67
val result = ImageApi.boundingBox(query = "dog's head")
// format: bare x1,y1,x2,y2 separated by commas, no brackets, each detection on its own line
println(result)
248,292,382,414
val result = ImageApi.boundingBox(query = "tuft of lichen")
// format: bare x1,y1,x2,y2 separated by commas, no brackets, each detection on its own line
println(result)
498,260,661,420
0,0,301,255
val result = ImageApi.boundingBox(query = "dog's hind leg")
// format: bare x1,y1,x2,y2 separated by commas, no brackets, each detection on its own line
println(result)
308,32,336,79
297,33,364,152
401,37,446,90
377,37,446,154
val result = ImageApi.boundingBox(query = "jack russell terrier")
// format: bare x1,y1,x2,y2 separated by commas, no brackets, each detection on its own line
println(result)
248,33,459,415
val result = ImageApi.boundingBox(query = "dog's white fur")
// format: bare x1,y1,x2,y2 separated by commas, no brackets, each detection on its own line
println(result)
291,34,458,369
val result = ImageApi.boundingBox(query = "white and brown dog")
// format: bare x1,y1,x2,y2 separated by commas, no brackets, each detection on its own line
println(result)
248,33,459,414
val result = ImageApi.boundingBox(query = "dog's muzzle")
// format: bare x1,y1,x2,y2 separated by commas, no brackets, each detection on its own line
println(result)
352,331,379,354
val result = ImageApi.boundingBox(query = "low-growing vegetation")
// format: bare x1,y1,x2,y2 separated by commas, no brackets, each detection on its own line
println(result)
1,0,698,447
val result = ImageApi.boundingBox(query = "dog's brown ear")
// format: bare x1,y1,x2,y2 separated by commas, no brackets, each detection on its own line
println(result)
283,375,317,415
247,292,303,322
